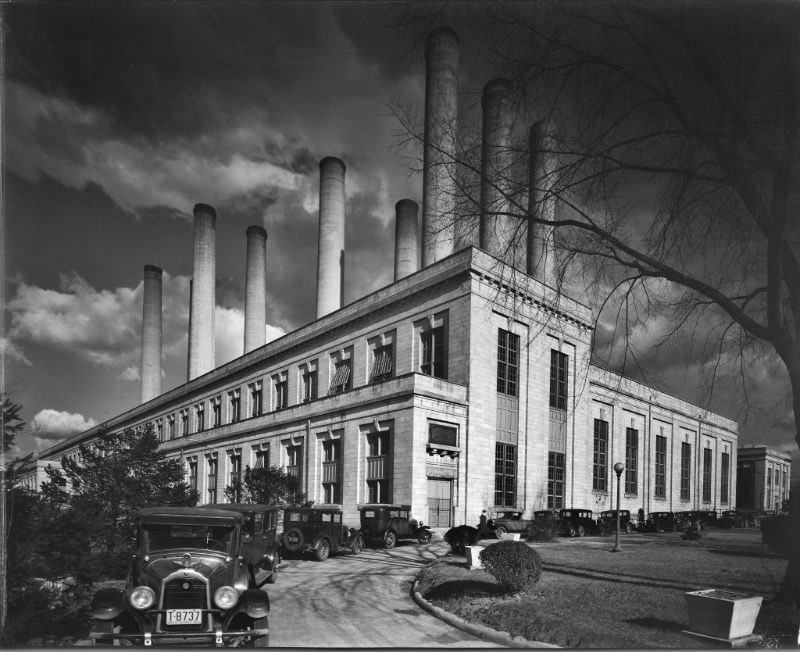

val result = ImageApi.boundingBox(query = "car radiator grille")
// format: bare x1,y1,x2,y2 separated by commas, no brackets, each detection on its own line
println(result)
161,578,208,632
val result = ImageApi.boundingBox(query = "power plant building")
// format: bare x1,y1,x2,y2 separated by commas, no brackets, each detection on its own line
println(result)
26,27,741,528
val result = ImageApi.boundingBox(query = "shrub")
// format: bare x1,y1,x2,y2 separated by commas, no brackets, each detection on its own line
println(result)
444,525,480,554
479,540,543,593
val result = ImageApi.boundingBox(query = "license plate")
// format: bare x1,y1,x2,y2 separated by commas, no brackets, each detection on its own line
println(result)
166,609,202,625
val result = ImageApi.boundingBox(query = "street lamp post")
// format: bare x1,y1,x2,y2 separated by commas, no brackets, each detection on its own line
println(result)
612,462,625,552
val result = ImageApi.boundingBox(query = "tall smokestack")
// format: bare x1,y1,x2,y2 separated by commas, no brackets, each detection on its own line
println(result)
527,121,556,285
480,78,516,262
244,225,267,353
422,27,459,267
140,264,162,403
188,203,216,379
316,156,346,319
394,199,419,281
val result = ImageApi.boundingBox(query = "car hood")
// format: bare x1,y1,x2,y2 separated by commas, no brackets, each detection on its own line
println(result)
136,551,234,588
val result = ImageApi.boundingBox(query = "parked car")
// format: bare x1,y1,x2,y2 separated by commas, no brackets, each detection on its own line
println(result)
358,504,432,548
89,507,270,647
204,503,282,585
641,511,676,532
490,510,534,538
558,508,599,537
281,504,362,561
598,509,634,534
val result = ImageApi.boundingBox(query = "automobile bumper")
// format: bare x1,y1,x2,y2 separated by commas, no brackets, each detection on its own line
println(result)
89,627,269,647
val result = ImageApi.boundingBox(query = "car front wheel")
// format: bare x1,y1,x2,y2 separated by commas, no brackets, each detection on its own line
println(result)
577,525,585,537
417,530,432,544
494,525,507,538
248,616,269,648
314,538,331,562
351,535,363,554
383,531,397,549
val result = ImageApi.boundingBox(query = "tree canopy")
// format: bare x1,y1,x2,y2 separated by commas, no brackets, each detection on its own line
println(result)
225,464,306,505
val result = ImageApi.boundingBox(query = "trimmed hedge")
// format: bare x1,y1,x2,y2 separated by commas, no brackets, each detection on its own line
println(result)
761,515,790,557
444,525,480,554
479,540,543,593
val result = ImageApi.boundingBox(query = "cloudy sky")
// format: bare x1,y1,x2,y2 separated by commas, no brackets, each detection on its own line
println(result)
3,1,796,464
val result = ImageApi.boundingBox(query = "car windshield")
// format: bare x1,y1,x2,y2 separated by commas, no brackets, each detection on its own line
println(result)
144,523,236,553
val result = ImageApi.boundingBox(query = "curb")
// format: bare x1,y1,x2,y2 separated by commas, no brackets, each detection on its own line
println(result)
411,578,560,649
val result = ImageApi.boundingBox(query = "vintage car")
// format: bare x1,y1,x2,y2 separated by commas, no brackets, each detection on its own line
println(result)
281,504,362,561
89,507,270,647
558,508,599,537
641,511,677,532
358,504,432,548
598,509,634,534
204,504,282,585
490,510,534,538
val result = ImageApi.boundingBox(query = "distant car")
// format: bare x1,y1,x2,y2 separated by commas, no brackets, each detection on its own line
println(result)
558,508,599,537
641,511,676,532
203,504,282,585
490,510,534,538
358,504,432,548
89,507,270,647
598,509,634,535
281,505,362,561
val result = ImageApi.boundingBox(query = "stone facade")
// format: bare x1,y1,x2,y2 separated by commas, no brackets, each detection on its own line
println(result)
737,445,791,513
26,247,739,530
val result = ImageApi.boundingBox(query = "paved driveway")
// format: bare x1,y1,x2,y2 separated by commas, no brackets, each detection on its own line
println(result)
267,539,497,647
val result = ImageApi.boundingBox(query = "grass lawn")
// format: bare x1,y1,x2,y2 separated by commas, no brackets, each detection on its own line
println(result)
417,528,799,648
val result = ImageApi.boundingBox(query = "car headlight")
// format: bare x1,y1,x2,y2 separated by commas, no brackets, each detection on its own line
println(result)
214,585,239,609
129,585,156,610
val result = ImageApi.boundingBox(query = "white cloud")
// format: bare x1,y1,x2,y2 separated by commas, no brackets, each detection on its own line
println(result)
119,366,140,382
6,80,304,216
8,272,140,367
0,336,32,366
31,409,97,436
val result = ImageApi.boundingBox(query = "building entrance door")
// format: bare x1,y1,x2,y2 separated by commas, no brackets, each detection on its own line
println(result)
427,478,452,528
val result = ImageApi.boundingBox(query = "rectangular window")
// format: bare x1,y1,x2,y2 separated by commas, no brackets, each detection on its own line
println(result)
655,435,667,498
274,375,288,409
547,451,565,509
249,381,263,417
497,329,519,396
429,423,458,447
167,414,176,440
195,404,205,433
720,452,730,504
329,360,352,394
322,440,342,504
625,428,638,495
286,444,303,481
549,350,568,410
420,326,446,379
155,419,164,441
229,451,242,488
593,419,608,492
179,409,189,438
211,396,222,428
680,442,691,501
228,389,241,423
702,448,712,503
370,344,394,382
494,443,517,507
254,447,269,470
187,458,198,491
302,367,318,402
207,457,218,503
366,431,390,503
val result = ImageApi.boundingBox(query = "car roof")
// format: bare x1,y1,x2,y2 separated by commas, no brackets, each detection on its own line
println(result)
137,506,244,525
358,504,411,510
203,503,283,513
285,503,342,512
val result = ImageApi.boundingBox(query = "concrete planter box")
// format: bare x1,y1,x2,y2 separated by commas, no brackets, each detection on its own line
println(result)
499,532,521,542
465,545,484,569
684,589,763,641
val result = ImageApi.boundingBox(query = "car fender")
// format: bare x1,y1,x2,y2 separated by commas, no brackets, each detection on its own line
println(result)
90,586,126,621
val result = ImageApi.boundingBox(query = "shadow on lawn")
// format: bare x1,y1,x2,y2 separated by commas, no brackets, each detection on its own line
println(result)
626,616,687,633
424,579,507,600
708,548,785,560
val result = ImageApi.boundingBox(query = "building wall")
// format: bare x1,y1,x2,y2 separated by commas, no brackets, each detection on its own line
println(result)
34,248,739,530
737,446,791,512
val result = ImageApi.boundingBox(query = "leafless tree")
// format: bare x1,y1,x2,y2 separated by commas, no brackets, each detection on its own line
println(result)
394,1,800,603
